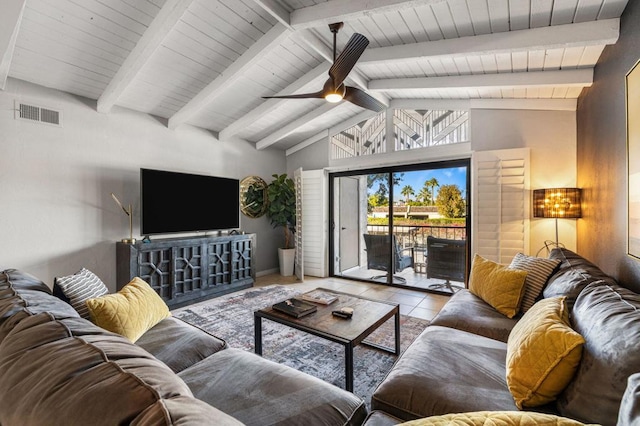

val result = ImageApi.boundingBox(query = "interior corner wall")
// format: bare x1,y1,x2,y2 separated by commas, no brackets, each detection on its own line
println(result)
470,108,577,255
576,0,640,291
286,137,330,175
0,78,286,291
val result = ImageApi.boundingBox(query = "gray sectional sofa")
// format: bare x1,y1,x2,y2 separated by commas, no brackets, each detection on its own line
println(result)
0,269,367,425
367,248,640,426
3,248,639,426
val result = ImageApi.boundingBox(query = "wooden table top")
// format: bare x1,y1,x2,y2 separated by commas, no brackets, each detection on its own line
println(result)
255,288,399,344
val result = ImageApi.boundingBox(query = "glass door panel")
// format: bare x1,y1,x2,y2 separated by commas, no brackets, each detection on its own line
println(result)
331,161,470,294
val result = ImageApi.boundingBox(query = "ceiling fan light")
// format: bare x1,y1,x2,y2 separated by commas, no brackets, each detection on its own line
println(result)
325,93,343,103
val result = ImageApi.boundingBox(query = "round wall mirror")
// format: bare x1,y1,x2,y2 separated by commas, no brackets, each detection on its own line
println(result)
240,176,269,218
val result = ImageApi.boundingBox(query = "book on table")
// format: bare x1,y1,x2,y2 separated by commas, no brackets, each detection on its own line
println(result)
272,298,317,318
299,289,338,305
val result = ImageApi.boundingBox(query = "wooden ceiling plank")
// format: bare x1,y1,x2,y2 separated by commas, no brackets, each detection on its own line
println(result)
96,0,195,113
360,18,619,64
0,0,27,90
252,0,292,28
256,103,337,150
290,0,445,29
369,68,594,90
168,23,290,129
218,62,327,140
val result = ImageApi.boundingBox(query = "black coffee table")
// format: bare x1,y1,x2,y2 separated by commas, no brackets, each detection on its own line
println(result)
254,288,400,392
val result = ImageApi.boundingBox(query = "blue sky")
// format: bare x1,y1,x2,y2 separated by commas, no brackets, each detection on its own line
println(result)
396,167,467,196
369,167,467,200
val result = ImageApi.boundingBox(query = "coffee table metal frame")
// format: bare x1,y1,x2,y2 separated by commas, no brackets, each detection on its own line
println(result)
254,288,400,392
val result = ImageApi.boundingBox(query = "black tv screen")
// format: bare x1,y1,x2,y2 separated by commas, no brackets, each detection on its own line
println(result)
140,168,239,235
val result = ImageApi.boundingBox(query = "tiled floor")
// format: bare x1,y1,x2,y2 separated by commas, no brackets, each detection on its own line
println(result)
255,273,452,321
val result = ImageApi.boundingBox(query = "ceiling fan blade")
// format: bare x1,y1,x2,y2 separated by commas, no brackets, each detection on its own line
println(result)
262,91,324,100
344,86,385,112
328,33,369,88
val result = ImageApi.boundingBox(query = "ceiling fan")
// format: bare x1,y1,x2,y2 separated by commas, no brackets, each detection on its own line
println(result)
263,22,385,112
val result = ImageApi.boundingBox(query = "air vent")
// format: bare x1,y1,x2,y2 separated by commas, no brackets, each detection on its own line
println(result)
15,101,62,127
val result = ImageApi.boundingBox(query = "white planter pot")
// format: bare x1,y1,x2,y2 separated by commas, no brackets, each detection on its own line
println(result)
278,248,295,277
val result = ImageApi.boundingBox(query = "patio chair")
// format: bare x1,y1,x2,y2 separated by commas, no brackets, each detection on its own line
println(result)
426,236,466,293
363,234,414,283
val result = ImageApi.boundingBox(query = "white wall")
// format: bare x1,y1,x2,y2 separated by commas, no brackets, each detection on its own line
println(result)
471,109,577,255
0,78,286,290
288,107,578,257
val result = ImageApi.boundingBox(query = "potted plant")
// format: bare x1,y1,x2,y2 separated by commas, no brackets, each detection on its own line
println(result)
267,173,296,276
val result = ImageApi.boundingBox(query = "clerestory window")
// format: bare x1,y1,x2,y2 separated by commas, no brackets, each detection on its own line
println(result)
330,109,469,160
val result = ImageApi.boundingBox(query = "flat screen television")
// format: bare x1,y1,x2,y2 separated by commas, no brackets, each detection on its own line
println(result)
140,168,239,236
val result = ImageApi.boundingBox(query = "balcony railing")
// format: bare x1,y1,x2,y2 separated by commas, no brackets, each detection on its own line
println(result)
366,224,466,268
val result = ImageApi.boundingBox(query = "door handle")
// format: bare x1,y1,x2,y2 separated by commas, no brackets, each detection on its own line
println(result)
341,227,347,230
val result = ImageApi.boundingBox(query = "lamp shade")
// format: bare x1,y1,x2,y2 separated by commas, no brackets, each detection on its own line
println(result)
533,188,582,219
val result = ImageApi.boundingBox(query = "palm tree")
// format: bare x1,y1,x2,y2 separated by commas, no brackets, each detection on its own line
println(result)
418,187,430,205
425,177,439,205
400,185,414,204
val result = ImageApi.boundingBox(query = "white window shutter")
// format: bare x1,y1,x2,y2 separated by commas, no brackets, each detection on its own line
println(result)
300,169,328,277
472,148,530,264
294,168,304,281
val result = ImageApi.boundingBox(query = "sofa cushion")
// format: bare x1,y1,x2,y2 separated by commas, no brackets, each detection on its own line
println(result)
397,411,587,425
364,410,402,426
371,325,520,421
135,316,227,373
468,254,528,318
506,297,584,409
0,269,79,343
509,253,561,313
430,289,518,343
179,347,367,426
86,277,170,342
617,373,640,426
542,248,616,310
0,312,197,426
555,282,640,425
54,267,109,319
131,396,244,425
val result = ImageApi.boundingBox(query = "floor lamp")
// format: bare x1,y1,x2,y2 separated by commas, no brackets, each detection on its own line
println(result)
533,188,582,250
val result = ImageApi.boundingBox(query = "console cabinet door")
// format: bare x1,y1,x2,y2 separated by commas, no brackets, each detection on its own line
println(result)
117,234,255,309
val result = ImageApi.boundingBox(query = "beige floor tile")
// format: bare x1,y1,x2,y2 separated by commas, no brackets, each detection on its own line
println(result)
407,307,439,321
255,273,448,320
399,304,414,316
417,295,449,311
387,292,425,307
359,287,398,301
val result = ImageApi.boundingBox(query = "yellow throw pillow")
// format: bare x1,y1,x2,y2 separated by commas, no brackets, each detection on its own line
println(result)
399,411,586,425
86,277,170,343
506,296,585,408
468,254,528,318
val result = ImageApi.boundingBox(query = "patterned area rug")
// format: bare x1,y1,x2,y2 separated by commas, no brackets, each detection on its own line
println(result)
172,285,429,407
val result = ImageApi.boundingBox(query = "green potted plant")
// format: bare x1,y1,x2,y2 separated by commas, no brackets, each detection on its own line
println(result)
267,173,296,276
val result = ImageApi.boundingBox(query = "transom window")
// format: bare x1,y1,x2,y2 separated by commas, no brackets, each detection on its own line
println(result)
330,109,469,160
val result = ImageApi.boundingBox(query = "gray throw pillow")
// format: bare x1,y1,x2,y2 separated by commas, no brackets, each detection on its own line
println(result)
54,268,108,319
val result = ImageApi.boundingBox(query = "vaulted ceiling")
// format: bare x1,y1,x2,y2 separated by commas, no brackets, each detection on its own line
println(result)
0,0,627,152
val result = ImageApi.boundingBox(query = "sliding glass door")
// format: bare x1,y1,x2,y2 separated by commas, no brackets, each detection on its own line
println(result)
329,160,470,293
